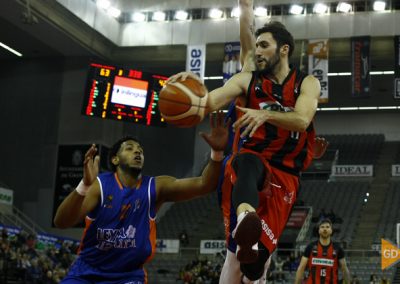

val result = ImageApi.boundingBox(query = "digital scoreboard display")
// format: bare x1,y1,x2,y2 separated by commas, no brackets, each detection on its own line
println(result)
82,62,168,126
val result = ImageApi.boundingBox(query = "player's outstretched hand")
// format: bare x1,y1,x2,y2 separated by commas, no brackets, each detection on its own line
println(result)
313,137,329,159
200,111,230,152
166,71,204,85
83,144,100,186
233,106,269,138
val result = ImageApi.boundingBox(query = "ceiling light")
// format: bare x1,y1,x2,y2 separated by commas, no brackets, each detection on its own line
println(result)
132,12,146,22
175,10,189,21
313,3,328,14
107,7,121,18
289,5,304,15
209,8,223,19
373,1,386,11
254,7,268,17
0,41,22,57
152,11,166,21
336,2,352,13
96,0,110,10
231,7,240,18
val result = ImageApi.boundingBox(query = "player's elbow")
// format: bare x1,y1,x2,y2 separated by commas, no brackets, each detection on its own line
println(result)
53,218,67,229
293,118,310,132
53,215,72,229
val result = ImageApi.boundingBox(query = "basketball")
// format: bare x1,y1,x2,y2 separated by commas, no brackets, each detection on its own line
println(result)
158,78,208,127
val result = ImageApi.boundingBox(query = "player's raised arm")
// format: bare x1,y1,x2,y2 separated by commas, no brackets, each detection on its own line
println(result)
54,144,101,228
239,0,257,72
155,112,229,209
167,71,251,113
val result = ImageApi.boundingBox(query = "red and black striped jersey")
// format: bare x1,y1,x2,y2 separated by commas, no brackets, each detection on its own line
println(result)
304,241,345,284
243,68,316,175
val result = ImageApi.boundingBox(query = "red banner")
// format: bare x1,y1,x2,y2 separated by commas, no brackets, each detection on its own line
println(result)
351,36,371,98
395,36,400,99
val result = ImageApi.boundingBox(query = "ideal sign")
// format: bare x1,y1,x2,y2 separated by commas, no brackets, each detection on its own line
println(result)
331,165,373,177
392,165,400,177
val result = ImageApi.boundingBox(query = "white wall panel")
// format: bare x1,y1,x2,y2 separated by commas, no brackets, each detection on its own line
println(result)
306,15,331,40
284,16,309,39
120,23,146,46
172,22,191,44
353,13,372,36
370,13,398,36
144,22,173,45
328,14,354,38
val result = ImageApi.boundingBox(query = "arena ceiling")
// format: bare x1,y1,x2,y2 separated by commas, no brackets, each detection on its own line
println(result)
0,0,395,65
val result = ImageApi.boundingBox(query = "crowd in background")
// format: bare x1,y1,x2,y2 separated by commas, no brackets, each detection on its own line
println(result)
0,227,77,283
0,226,393,284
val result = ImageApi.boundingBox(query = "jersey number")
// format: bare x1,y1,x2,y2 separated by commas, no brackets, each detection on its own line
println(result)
320,268,326,277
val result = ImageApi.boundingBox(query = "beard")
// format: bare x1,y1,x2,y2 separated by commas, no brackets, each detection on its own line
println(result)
120,163,143,178
257,50,281,75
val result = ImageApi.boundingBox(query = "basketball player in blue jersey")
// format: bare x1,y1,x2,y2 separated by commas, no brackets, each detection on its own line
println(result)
54,112,229,284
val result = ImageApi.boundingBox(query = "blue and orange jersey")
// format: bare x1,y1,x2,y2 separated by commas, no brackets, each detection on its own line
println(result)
244,68,315,175
77,172,157,278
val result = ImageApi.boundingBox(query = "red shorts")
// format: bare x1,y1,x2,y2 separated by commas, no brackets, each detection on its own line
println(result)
220,148,299,254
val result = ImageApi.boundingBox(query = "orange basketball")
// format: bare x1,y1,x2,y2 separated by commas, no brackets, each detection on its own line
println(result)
159,78,208,127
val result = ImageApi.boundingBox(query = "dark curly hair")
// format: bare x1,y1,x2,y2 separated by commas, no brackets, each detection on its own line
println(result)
255,21,295,58
108,136,142,172
318,218,332,228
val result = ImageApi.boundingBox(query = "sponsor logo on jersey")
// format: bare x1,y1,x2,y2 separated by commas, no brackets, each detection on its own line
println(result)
96,225,137,251
311,258,334,266
261,219,278,245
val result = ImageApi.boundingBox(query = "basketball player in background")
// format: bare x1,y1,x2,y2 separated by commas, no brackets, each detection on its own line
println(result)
54,112,229,284
167,18,320,283
295,218,350,284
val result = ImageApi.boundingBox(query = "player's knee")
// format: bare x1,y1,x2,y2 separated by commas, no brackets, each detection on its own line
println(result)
233,153,262,170
232,153,265,188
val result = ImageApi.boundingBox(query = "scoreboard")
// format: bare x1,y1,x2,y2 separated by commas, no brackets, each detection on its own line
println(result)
82,62,167,126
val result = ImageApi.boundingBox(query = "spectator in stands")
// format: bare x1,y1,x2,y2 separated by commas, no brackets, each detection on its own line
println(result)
53,112,229,283
295,218,350,284
369,274,379,284
274,256,285,281
351,275,361,284
26,258,43,283
380,276,389,284
179,230,189,247
1,227,8,241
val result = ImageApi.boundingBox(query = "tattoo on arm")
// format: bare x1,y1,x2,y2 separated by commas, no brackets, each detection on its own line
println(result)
250,24,255,35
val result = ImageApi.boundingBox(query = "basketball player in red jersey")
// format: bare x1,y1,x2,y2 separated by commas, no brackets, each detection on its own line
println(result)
295,219,351,284
54,112,229,284
212,1,328,283
168,18,321,283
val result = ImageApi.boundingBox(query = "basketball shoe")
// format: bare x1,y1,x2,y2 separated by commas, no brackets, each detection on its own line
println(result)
232,211,262,263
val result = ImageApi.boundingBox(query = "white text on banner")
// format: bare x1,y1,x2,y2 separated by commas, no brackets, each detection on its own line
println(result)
332,165,373,177
186,45,206,81
308,39,329,103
